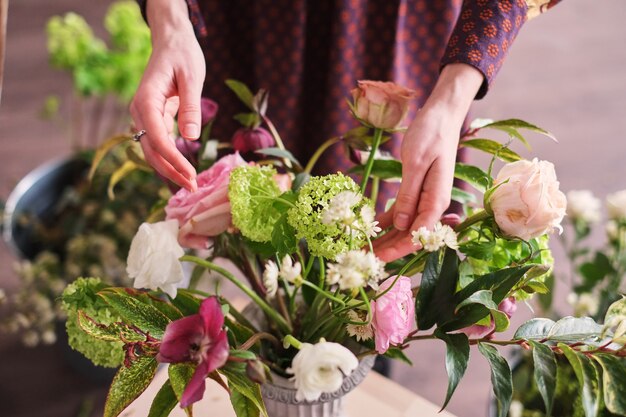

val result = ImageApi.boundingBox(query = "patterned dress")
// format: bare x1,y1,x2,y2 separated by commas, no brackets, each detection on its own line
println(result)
138,0,561,197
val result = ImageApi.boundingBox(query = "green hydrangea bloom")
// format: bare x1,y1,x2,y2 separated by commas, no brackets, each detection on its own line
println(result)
287,173,372,258
229,165,282,242
61,277,124,368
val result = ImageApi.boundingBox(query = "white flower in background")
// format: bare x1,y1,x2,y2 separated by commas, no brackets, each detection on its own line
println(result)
127,220,185,299
358,205,382,238
469,118,494,130
0,288,6,304
345,310,373,342
606,190,626,220
321,191,362,226
606,220,619,241
201,139,219,161
41,329,57,345
280,256,302,285
22,330,39,347
509,400,524,417
263,260,279,298
327,250,386,290
567,292,600,317
287,340,359,402
566,190,601,224
411,222,458,252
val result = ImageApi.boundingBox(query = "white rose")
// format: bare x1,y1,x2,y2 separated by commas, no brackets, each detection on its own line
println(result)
606,190,626,220
287,340,359,402
127,220,185,298
490,159,567,241
566,190,601,223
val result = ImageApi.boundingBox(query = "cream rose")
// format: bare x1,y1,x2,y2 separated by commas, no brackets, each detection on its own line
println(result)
606,190,626,220
127,220,185,298
490,158,566,241
351,80,416,130
287,340,359,402
566,190,601,224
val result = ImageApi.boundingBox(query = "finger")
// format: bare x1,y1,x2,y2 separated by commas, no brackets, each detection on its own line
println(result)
375,208,395,230
164,97,180,135
176,69,203,140
141,98,197,185
393,157,426,231
142,140,196,190
374,231,415,263
372,228,401,250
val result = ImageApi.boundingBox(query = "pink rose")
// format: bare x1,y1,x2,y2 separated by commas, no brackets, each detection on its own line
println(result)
232,127,275,153
371,275,415,354
490,158,567,241
351,80,416,130
274,173,292,193
166,152,247,249
460,297,517,339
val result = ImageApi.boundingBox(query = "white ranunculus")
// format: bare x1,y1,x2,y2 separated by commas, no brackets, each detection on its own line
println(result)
606,190,626,220
566,190,601,223
490,158,567,241
287,340,359,402
127,220,185,298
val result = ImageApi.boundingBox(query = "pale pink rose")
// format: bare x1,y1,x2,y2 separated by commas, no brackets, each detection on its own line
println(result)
351,80,416,130
459,297,517,339
274,174,292,193
371,275,415,354
490,158,567,241
166,153,247,249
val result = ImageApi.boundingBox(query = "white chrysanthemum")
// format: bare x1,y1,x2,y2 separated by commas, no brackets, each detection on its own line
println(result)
280,255,302,285
321,191,362,226
263,260,279,298
345,310,373,342
607,190,626,220
566,190,601,224
327,250,387,290
411,222,458,252
357,205,382,238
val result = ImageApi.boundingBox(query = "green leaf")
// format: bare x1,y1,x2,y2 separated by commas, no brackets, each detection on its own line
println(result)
170,290,201,316
514,318,555,341
234,112,261,128
603,296,626,340
255,147,301,166
220,362,267,417
478,343,512,417
231,389,260,417
455,290,498,313
529,341,557,416
77,310,144,342
451,187,476,205
292,172,310,191
271,214,297,258
169,363,195,417
415,249,460,330
579,253,613,288
546,316,603,343
593,354,626,415
454,163,491,193
383,347,413,365
522,281,550,295
482,119,556,145
559,343,600,417
104,356,158,417
348,159,403,180
108,160,146,200
226,79,255,110
99,289,171,339
148,379,178,417
435,330,470,410
460,139,522,162
88,134,131,180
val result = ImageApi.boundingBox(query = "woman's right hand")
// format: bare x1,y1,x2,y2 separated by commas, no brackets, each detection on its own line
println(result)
129,0,205,191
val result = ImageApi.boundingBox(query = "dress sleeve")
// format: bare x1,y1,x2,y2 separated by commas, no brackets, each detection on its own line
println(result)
440,0,563,99
135,0,207,39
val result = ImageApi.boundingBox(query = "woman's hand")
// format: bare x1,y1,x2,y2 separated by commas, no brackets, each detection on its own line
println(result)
374,64,484,262
129,0,205,191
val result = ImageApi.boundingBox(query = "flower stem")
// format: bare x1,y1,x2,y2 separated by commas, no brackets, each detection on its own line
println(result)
359,287,372,324
239,332,282,350
304,136,342,174
301,280,345,306
370,176,380,202
262,115,294,169
180,255,292,334
454,209,491,233
360,128,383,193
283,334,302,350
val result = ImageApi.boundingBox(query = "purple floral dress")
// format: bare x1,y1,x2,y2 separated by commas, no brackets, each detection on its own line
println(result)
138,0,561,200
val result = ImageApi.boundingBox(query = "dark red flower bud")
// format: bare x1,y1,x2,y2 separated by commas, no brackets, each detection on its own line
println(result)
231,127,275,153
201,98,219,127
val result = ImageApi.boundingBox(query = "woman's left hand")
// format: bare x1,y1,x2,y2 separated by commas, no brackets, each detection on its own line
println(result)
374,63,484,262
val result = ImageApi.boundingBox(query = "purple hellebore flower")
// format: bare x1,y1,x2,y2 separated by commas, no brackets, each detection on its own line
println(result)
459,297,517,340
157,297,229,407
231,127,275,153
200,98,219,127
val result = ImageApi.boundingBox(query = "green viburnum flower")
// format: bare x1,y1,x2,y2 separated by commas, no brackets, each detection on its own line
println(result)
61,277,124,368
287,173,372,258
229,165,283,242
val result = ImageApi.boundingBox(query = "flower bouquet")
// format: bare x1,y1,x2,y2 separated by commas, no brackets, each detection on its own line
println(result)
62,80,626,417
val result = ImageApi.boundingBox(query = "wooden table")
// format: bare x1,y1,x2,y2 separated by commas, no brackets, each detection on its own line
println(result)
123,365,457,417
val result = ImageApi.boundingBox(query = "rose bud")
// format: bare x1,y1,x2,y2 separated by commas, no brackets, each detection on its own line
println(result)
200,98,219,127
489,158,567,241
351,80,416,130
246,359,269,384
231,127,275,153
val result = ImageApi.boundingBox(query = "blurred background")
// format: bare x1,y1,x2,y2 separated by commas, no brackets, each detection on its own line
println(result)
0,1,625,416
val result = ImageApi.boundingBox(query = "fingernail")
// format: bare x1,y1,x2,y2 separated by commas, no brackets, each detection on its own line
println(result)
187,178,198,192
394,213,410,231
184,123,200,139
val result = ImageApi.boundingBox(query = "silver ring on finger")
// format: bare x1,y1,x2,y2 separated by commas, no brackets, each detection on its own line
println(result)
132,129,147,142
